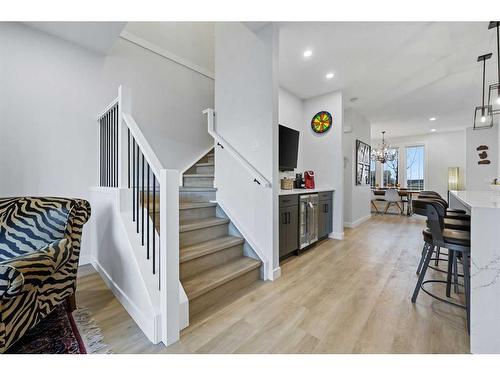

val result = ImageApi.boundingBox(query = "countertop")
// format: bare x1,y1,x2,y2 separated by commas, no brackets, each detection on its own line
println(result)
279,187,335,196
449,190,500,209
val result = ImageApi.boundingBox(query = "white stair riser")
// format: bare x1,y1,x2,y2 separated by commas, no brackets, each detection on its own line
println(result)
180,224,228,247
180,206,216,221
180,244,244,279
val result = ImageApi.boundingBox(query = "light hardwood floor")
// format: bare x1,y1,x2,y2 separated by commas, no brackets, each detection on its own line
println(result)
76,214,470,353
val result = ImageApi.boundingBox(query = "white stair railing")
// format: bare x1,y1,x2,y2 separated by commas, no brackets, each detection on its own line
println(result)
203,108,271,188
97,85,180,346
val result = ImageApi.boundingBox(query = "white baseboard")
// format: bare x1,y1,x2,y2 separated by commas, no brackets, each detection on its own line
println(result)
329,231,344,240
79,255,91,266
91,259,159,344
270,267,281,281
344,214,372,229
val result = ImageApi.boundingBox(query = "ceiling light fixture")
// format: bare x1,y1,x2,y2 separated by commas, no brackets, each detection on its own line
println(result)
371,131,396,164
430,128,437,133
429,117,437,122
303,50,312,58
474,53,494,129
487,22,500,115
326,72,334,79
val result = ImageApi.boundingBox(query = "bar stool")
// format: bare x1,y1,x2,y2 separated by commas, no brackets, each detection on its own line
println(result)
418,192,469,217
411,199,471,333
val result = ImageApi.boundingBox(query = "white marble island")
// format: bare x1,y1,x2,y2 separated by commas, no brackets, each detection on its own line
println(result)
449,190,500,353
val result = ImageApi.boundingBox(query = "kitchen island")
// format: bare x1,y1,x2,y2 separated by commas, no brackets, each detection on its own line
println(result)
449,190,500,353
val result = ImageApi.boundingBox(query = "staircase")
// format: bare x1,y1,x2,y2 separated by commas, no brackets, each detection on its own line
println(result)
145,149,262,320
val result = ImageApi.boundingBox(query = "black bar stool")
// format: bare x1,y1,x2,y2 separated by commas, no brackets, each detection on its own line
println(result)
411,199,471,333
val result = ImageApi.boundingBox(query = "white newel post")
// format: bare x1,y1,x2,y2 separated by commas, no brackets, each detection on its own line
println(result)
160,169,180,345
118,85,132,188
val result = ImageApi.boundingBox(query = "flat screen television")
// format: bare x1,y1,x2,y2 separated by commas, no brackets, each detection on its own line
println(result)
279,125,300,171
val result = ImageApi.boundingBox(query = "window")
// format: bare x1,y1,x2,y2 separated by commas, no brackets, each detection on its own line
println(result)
383,148,399,187
370,158,376,188
406,145,425,190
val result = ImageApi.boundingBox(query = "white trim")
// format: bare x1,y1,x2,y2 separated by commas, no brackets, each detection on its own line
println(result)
216,198,271,280
120,31,215,80
96,97,119,120
344,214,372,228
91,259,159,343
329,231,345,240
270,267,281,281
78,254,91,266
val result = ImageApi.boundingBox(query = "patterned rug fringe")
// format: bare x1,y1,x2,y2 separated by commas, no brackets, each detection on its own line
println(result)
73,307,112,354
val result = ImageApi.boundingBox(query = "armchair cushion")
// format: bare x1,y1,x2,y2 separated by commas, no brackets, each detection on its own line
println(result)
0,238,71,299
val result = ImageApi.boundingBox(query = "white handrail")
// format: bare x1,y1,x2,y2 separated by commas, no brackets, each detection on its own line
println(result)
202,108,271,188
122,112,164,181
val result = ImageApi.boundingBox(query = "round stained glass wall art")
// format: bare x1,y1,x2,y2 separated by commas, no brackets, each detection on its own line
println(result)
311,111,333,134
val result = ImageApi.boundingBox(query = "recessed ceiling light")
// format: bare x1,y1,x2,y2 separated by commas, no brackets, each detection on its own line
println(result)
429,117,437,122
430,128,437,132
303,50,312,58
326,72,334,79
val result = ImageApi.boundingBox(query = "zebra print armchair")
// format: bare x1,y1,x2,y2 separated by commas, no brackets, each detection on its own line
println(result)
0,197,91,353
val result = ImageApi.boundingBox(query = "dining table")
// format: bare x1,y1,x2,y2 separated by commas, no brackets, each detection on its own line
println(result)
371,188,422,216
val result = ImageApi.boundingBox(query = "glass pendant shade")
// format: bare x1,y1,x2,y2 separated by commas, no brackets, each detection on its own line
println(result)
474,105,494,129
488,83,500,115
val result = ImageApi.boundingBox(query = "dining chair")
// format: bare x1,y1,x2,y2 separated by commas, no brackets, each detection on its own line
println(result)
371,190,384,214
384,189,404,214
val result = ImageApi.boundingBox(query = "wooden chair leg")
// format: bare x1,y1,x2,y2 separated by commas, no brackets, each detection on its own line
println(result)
65,294,77,313
371,200,379,213
384,202,391,214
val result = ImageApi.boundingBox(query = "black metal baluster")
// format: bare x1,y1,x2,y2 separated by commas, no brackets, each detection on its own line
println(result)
136,143,140,234
147,164,150,259
128,128,130,188
107,112,110,187
152,177,156,275
115,105,118,187
132,138,136,221
141,153,145,245
99,119,102,186
111,109,114,187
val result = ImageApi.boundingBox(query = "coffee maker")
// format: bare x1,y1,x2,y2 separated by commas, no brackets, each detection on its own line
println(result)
294,173,304,189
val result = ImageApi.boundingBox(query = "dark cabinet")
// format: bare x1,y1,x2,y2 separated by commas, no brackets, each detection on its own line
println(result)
318,192,333,239
279,196,299,258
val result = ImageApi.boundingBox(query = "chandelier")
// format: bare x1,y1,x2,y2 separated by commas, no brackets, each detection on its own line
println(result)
371,131,395,164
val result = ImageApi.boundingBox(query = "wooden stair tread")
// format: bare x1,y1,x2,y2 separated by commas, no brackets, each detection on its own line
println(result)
179,217,229,232
183,174,214,178
179,202,216,210
180,236,244,263
182,257,261,300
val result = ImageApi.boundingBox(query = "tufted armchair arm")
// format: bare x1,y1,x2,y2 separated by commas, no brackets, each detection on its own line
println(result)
0,238,71,300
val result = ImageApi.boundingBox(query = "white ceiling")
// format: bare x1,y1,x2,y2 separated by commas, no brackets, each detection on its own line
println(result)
278,22,499,138
24,22,126,54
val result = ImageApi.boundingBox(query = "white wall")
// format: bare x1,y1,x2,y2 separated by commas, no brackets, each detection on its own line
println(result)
214,23,279,279
302,91,344,238
0,23,214,263
466,125,498,191
278,88,344,237
343,109,371,227
372,130,466,198
278,88,304,179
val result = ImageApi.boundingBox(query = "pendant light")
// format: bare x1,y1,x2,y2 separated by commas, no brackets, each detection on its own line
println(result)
371,131,395,164
487,21,500,116
474,53,493,129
